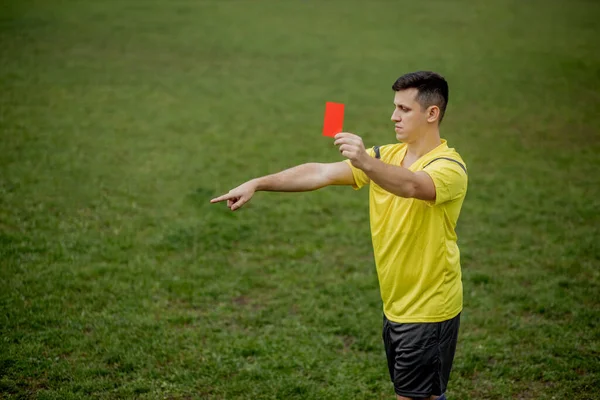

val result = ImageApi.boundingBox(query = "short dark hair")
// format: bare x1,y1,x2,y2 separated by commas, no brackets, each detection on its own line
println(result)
392,71,449,123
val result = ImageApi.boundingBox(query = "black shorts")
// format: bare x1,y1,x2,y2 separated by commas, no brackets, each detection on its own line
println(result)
382,313,460,398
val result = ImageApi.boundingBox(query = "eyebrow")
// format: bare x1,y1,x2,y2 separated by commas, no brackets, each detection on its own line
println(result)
394,103,411,108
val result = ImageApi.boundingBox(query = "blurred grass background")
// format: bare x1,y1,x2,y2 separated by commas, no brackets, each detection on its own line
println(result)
1,0,599,399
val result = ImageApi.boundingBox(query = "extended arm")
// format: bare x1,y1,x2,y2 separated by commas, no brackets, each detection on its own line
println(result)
210,162,354,211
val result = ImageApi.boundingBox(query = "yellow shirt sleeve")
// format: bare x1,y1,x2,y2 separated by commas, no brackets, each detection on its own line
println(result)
345,147,376,190
423,158,468,205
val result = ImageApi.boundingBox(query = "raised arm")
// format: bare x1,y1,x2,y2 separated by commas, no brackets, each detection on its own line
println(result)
210,162,354,211
334,132,436,201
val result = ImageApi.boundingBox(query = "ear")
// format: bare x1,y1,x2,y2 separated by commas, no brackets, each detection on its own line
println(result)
426,106,440,123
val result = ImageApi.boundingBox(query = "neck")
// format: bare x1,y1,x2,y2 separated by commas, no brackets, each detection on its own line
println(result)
406,128,442,158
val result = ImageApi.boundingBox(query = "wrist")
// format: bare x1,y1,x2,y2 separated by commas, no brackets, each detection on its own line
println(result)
250,178,262,191
360,155,376,173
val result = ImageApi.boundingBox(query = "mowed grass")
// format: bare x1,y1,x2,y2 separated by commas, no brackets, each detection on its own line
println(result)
1,0,599,399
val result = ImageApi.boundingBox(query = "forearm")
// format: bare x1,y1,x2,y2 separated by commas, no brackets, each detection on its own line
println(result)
362,158,417,198
253,163,330,192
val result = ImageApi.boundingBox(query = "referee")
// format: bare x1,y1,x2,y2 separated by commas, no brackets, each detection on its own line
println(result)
211,71,468,400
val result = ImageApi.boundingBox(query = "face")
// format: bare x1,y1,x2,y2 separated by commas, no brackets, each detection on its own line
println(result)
391,89,436,143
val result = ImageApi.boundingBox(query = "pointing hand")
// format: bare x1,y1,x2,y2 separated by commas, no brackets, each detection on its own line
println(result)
210,181,257,211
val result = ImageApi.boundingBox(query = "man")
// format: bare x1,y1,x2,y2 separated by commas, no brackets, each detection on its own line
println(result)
211,71,468,400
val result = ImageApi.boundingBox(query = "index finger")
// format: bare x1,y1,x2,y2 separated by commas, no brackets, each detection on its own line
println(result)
334,135,361,147
210,193,233,203
334,132,359,140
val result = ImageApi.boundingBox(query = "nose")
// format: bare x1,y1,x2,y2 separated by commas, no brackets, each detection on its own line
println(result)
391,109,401,122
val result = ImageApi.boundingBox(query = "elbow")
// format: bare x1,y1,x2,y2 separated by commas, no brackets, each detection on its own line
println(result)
315,163,336,187
394,182,418,198
398,182,436,201
310,163,332,189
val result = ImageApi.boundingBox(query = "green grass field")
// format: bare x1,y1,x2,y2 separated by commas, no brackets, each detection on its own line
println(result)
1,1,599,399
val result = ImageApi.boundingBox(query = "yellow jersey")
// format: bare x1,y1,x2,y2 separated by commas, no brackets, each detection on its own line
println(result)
346,139,468,323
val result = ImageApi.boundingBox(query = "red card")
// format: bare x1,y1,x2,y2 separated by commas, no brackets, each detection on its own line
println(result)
322,102,344,137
